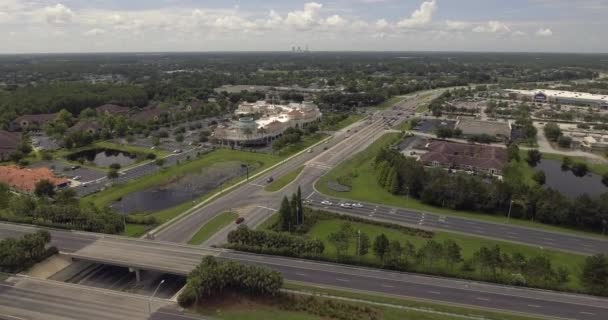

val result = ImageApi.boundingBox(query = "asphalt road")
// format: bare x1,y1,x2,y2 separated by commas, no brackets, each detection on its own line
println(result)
1,223,607,320
305,193,608,255
0,276,203,320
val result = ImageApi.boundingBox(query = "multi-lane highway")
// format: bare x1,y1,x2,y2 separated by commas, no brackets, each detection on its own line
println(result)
305,193,608,255
1,223,607,319
0,276,202,320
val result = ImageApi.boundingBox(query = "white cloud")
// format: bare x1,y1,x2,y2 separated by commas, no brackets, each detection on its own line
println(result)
43,3,74,25
284,2,323,30
324,14,347,27
375,19,389,30
445,20,471,31
397,0,437,28
472,21,511,33
84,28,105,36
536,28,553,37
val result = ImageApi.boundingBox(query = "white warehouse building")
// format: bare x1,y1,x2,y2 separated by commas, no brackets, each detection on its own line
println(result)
505,89,608,109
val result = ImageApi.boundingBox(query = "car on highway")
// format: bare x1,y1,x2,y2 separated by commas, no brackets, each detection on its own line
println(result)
307,148,313,153
352,203,364,208
340,203,352,209
321,200,333,206
235,217,245,224
173,149,183,153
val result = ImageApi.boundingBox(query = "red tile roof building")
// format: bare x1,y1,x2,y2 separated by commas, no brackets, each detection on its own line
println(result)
96,104,131,116
0,166,70,193
10,113,58,131
419,141,508,175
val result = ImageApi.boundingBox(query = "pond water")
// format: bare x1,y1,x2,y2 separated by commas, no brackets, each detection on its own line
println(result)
111,162,254,214
67,148,138,167
534,159,606,198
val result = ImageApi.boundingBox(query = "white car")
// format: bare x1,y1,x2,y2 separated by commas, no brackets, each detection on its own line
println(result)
321,200,333,206
340,203,352,209
352,203,364,208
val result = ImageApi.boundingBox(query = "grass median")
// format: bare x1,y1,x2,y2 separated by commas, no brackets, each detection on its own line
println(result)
188,211,238,245
306,217,586,291
265,166,304,192
315,133,606,239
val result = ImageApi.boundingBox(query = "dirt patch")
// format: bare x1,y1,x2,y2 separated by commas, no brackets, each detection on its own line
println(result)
327,181,351,192
24,254,71,279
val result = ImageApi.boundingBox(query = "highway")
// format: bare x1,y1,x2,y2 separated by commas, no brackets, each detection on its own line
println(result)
0,276,203,320
305,193,608,255
153,89,608,255
1,223,608,319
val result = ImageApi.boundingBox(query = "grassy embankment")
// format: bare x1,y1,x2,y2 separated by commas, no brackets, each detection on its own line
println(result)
265,166,305,192
188,211,238,245
315,133,607,239
191,281,542,320
305,218,586,291
321,115,364,131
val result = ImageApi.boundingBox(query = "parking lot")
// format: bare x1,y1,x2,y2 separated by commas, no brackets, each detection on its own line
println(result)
415,119,457,133
31,160,106,182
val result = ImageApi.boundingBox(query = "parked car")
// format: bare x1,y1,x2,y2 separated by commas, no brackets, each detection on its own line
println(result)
235,217,245,224
266,177,274,183
70,165,81,170
173,149,183,153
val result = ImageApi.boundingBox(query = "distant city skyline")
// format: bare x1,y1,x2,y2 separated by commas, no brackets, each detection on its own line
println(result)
0,0,607,53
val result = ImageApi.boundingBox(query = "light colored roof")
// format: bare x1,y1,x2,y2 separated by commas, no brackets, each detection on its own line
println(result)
506,89,608,103
0,165,69,193
455,119,511,137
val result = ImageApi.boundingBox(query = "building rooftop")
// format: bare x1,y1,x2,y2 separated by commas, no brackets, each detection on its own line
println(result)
455,119,512,137
420,141,508,172
506,89,608,103
0,165,70,193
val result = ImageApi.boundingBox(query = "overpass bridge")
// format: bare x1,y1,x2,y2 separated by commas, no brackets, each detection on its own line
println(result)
2,223,608,320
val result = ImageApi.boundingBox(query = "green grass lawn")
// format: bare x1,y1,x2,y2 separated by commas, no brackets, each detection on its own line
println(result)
265,166,304,192
374,96,409,111
322,115,364,131
315,133,607,239
192,282,542,320
121,223,149,237
284,283,541,320
277,133,328,157
188,212,238,245
306,218,586,290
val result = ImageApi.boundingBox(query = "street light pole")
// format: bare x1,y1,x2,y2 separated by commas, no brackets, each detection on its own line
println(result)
357,229,361,259
148,279,165,314
507,200,514,222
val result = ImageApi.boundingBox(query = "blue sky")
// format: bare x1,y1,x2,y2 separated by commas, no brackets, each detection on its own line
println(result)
0,0,606,53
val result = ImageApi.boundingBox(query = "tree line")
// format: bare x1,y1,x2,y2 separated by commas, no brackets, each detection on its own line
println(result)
0,183,125,234
178,256,283,307
0,230,57,273
227,225,324,258
374,147,608,234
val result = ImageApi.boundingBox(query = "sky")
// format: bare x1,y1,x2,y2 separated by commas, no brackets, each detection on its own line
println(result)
0,0,606,53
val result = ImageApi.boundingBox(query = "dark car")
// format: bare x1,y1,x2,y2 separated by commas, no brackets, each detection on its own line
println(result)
266,177,274,183
235,217,245,224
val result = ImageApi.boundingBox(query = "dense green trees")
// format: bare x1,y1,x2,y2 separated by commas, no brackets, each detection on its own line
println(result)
0,187,124,234
0,230,56,273
544,122,563,142
178,256,283,307
227,226,324,258
374,147,608,233
277,189,304,232
580,254,608,296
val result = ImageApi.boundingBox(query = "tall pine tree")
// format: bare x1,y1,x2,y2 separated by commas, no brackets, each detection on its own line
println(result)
279,196,291,232
296,186,304,225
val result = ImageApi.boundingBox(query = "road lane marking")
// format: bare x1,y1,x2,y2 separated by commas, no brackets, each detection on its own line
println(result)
336,278,350,282
475,297,490,301
295,273,307,277
527,304,541,308
306,192,315,200
428,291,441,295
256,206,276,211
381,284,394,288
579,312,595,316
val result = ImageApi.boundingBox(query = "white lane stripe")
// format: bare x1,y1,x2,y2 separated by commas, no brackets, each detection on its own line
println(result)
336,278,350,282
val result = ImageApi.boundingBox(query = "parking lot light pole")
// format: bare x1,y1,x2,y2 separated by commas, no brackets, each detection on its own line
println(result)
507,200,514,221
148,279,165,314
241,164,250,181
